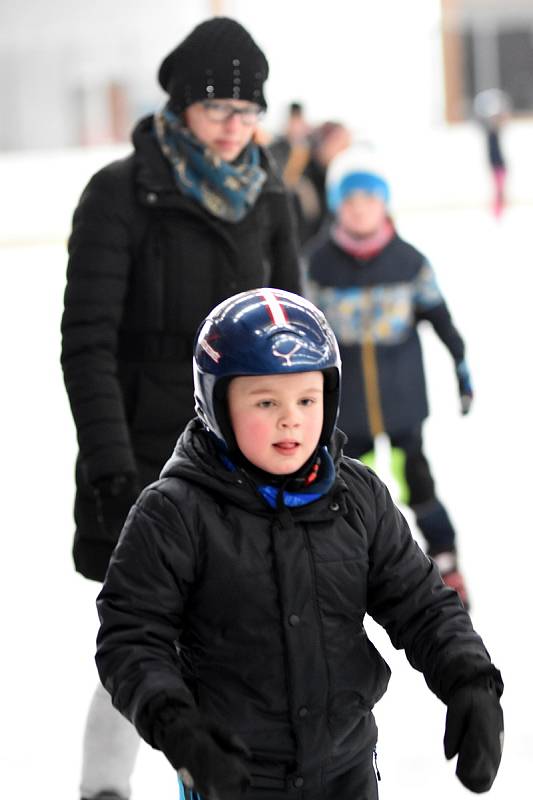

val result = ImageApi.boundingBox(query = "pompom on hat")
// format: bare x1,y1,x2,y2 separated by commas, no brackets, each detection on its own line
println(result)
158,17,269,112
326,144,391,213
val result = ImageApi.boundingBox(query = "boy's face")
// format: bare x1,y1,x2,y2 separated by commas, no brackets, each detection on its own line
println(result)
339,191,387,237
227,371,324,475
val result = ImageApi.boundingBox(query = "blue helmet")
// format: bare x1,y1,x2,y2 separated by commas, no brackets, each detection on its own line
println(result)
193,288,342,448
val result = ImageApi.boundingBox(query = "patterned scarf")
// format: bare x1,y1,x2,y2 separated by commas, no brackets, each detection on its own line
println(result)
154,107,267,223
331,218,395,261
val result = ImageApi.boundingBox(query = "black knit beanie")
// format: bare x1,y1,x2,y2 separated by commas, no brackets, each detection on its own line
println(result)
158,17,269,112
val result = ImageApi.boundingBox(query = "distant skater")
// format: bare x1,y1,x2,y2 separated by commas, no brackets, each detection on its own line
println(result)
474,88,511,218
307,146,474,608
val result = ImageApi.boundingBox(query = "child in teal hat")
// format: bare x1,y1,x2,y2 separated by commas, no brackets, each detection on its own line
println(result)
307,145,473,608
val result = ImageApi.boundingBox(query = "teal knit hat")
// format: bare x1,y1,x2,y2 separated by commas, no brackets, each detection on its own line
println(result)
326,145,390,212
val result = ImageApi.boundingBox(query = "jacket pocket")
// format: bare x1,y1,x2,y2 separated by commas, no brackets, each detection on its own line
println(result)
329,631,391,736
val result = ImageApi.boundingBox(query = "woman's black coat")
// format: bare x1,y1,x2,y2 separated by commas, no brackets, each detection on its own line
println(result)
96,421,500,785
61,116,302,580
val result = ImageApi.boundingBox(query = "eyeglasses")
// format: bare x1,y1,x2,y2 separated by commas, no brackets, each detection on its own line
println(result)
201,100,264,125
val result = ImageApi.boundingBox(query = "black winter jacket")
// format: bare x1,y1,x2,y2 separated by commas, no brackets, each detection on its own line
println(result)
307,234,465,439
96,420,500,784
61,116,301,580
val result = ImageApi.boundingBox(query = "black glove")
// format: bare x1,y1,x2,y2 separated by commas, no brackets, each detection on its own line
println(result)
444,676,504,793
92,473,140,540
154,710,251,800
455,359,474,415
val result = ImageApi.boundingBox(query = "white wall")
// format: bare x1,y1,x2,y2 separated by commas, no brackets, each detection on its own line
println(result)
0,0,210,148
1,0,445,148
2,0,532,243
231,0,445,134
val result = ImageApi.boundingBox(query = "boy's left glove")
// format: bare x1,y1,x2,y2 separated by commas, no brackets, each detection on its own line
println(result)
455,359,473,415
154,709,251,800
444,675,504,793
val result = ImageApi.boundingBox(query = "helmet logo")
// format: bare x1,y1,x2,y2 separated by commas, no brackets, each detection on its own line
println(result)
200,337,221,364
272,341,302,367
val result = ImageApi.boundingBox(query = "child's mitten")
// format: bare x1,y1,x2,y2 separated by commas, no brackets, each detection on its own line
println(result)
154,709,251,800
444,674,504,792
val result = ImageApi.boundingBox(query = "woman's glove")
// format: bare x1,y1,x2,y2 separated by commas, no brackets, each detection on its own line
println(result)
73,471,141,581
93,473,140,539
444,675,504,793
154,710,251,800
455,359,474,415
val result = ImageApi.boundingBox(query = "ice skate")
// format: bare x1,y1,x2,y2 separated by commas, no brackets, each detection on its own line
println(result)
433,551,470,611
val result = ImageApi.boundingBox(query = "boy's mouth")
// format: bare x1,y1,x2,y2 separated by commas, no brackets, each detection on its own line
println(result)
273,441,300,454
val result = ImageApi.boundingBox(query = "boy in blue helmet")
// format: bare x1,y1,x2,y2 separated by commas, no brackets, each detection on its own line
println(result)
96,288,503,800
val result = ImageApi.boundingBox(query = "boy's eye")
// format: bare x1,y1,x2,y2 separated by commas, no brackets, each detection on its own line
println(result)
300,397,316,406
257,400,274,408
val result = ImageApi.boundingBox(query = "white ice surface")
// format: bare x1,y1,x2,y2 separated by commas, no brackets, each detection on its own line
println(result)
0,202,531,798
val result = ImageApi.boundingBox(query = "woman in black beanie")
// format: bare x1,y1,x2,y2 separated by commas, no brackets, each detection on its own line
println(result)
61,17,301,800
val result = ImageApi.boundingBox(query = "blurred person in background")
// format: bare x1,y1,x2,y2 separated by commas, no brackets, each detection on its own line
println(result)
269,101,313,183
271,117,351,246
486,116,507,218
61,16,301,800
474,88,511,219
306,145,474,609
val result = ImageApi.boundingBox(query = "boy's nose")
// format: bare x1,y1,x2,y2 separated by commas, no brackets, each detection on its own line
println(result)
280,409,300,427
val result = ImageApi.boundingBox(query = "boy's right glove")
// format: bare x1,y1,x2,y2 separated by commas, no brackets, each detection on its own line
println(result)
444,675,504,793
154,709,251,800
